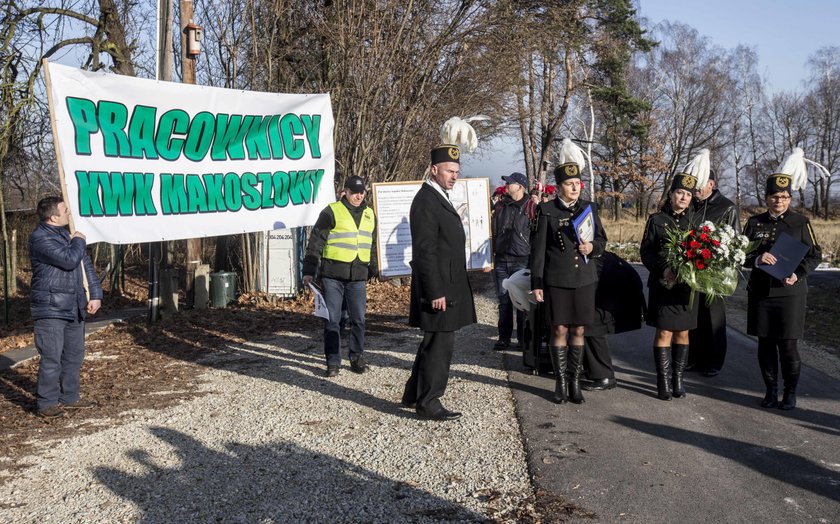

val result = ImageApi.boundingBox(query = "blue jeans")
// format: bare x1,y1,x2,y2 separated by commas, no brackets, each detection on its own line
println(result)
494,259,527,343
321,278,366,366
34,317,86,410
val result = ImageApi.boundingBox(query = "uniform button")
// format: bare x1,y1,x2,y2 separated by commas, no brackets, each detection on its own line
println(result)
575,264,579,268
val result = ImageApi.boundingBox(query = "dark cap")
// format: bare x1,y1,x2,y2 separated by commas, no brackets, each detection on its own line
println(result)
708,168,716,181
344,175,366,194
431,144,460,165
554,162,582,184
765,173,792,196
502,172,528,187
669,172,698,193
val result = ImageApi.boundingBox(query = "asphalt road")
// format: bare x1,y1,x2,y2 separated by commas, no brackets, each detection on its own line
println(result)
506,267,840,523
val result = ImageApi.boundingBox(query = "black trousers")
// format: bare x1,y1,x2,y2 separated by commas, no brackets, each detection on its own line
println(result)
403,331,455,414
689,295,727,372
583,335,614,380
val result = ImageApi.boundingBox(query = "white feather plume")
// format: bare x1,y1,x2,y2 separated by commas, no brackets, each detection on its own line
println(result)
777,148,808,191
440,116,480,153
557,138,586,170
682,149,710,189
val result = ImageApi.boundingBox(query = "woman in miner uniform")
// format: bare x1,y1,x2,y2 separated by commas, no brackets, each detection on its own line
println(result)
743,150,822,411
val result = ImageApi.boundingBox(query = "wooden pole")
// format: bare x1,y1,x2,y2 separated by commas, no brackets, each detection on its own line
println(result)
180,0,201,307
42,59,90,300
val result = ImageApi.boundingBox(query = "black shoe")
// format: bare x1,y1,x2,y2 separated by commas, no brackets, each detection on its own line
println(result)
417,408,462,421
493,339,511,351
325,366,340,377
761,387,779,408
701,368,721,377
350,355,368,374
37,405,65,419
779,391,796,410
582,377,616,391
401,399,417,409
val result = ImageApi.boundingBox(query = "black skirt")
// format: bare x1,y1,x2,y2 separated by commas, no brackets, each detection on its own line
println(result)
747,293,807,339
645,284,699,331
545,283,596,326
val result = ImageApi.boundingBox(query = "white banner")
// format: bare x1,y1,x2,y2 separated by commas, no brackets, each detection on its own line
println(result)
45,62,336,244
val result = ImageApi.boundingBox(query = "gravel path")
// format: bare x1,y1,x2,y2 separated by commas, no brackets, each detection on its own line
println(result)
0,286,535,523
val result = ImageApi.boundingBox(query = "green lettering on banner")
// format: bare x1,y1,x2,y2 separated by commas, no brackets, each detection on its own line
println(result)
75,171,104,216
212,114,253,161
160,174,188,214
245,116,272,160
184,112,215,162
98,101,130,157
280,114,305,160
127,105,159,159
100,172,139,216
308,169,325,201
241,172,261,210
287,170,310,205
156,110,189,161
272,171,290,207
267,114,284,159
257,172,273,208
223,173,242,211
132,173,157,215
300,114,322,158
66,98,98,156
202,174,225,211
186,175,208,213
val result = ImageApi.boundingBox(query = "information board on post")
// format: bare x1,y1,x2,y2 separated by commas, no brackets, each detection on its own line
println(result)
372,178,492,278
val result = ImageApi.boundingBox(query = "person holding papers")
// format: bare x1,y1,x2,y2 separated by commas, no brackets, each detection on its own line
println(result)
303,175,378,378
530,138,607,405
640,167,701,401
743,150,822,411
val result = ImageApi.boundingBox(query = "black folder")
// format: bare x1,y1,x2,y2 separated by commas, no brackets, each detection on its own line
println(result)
757,232,809,281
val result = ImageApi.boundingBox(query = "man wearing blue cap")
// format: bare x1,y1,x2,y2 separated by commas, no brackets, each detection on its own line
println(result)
491,172,531,350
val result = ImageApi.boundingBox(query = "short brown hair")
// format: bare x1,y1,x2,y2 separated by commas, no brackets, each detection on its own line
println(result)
37,196,64,222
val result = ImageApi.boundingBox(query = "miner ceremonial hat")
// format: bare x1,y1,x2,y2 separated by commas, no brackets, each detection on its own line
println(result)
767,148,808,196
431,144,461,165
344,175,366,193
502,172,528,187
670,149,709,194
554,138,586,184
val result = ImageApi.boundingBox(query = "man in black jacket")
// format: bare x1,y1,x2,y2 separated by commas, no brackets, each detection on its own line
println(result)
303,176,377,377
491,172,531,350
30,197,103,418
690,169,739,376
402,144,477,421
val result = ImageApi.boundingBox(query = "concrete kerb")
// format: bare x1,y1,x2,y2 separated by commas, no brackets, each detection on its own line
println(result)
0,307,147,371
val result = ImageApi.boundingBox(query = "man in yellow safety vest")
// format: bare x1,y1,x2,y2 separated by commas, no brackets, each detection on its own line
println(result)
303,175,378,377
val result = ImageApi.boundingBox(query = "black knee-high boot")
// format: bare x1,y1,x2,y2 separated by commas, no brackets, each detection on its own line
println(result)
548,346,569,404
671,344,689,398
757,337,779,408
778,339,800,411
568,346,585,404
653,347,672,401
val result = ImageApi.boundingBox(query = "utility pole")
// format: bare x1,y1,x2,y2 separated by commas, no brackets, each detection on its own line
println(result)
180,0,201,307
149,0,174,323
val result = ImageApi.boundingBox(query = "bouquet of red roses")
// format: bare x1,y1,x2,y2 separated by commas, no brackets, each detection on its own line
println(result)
661,220,755,307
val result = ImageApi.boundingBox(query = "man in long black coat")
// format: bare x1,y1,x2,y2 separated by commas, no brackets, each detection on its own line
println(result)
402,144,476,421
690,170,739,376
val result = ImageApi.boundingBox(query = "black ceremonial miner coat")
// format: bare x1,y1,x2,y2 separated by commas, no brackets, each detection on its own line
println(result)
530,198,607,290
743,210,822,298
408,183,477,332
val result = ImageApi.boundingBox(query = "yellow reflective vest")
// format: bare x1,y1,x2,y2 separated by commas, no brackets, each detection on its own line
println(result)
322,202,375,263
